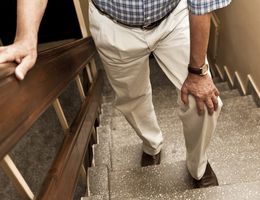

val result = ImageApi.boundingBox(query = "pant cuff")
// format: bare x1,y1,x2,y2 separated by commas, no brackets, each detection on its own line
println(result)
142,143,163,156
186,159,208,180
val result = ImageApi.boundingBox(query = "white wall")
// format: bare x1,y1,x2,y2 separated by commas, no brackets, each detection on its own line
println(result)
214,0,260,88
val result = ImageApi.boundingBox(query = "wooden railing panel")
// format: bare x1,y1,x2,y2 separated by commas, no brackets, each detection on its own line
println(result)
0,37,96,160
38,74,102,200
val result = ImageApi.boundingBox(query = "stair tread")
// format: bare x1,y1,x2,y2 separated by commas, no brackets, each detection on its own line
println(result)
215,82,231,92
212,76,222,83
104,106,260,150
95,107,260,184
101,84,247,115
81,195,108,200
100,89,257,122
109,161,193,198
105,131,260,175
221,95,257,110
91,147,260,198
108,160,260,199
110,180,260,200
219,89,240,99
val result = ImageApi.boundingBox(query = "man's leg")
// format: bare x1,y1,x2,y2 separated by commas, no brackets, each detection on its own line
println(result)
88,2,163,156
151,0,223,180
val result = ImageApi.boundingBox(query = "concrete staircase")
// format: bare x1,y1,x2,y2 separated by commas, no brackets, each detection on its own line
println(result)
83,58,260,200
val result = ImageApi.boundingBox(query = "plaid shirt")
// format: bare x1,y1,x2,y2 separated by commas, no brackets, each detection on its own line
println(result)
92,0,231,26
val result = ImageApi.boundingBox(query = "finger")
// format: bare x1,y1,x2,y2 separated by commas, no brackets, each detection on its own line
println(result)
205,98,214,115
195,98,205,116
0,51,14,63
212,96,218,111
15,56,35,80
214,88,220,97
15,57,22,64
181,86,189,105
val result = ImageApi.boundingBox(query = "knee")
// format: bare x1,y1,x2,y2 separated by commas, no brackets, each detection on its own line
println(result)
178,94,223,117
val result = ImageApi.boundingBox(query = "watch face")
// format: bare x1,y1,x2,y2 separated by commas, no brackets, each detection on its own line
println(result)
201,64,208,75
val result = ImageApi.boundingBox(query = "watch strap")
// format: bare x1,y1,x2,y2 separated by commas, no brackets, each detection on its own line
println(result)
188,64,208,76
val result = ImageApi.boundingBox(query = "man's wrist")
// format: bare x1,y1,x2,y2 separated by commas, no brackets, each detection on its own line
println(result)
14,35,37,50
188,63,208,76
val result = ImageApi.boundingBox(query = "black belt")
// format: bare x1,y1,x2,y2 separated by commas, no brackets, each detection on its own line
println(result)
92,1,172,30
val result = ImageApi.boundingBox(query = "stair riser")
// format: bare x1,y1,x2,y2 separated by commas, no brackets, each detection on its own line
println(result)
88,166,109,197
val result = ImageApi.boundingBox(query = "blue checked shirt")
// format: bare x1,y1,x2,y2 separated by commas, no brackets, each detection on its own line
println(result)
92,0,231,26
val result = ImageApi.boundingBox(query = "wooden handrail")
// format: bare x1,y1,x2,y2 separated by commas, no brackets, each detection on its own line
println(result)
0,37,96,160
0,36,103,199
0,62,16,80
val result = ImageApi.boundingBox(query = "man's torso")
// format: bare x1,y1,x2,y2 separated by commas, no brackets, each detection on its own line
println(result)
91,0,181,26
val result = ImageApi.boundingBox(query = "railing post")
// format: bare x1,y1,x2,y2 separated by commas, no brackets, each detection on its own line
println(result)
75,75,86,101
52,99,69,132
90,59,97,79
73,0,89,37
0,155,34,200
86,64,93,84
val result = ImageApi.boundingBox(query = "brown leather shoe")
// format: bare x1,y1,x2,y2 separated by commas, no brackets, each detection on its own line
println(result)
193,162,219,188
141,151,161,167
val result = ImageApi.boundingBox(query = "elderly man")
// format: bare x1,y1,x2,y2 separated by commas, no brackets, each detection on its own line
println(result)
0,0,231,188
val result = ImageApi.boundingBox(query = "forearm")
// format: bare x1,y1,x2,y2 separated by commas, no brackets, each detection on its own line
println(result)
15,0,48,46
189,13,211,67
0,0,48,80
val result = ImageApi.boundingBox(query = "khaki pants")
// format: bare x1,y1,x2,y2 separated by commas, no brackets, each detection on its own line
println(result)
89,0,223,179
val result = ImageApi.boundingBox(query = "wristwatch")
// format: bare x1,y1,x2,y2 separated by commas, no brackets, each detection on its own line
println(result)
188,63,208,76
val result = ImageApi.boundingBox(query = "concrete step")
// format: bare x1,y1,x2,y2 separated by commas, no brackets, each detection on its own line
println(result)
81,195,108,200
219,89,240,99
101,103,115,117
95,107,260,172
154,92,256,118
216,107,260,138
100,87,253,123
106,100,259,152
152,82,240,100
99,113,113,127
108,161,194,199
102,79,233,104
108,160,260,199
93,144,111,168
101,124,260,172
152,84,241,104
102,94,115,104
154,94,257,120
212,76,222,83
93,125,111,167
109,115,183,148
221,95,257,111
88,166,109,198
215,82,231,92
96,125,111,145
110,180,260,200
